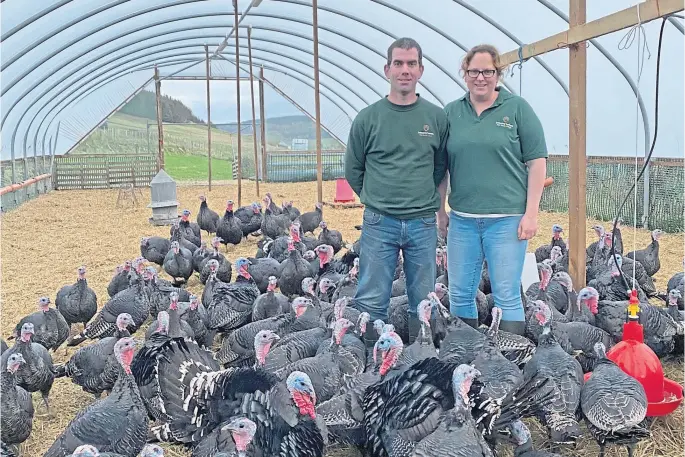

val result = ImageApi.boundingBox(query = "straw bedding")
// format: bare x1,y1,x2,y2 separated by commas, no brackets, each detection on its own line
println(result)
1,181,682,457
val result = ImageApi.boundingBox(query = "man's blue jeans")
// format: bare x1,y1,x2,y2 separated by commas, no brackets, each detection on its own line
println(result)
354,208,437,323
447,212,527,322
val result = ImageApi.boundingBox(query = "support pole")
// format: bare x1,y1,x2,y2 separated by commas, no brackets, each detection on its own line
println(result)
259,66,267,182
154,66,164,171
568,0,587,289
247,27,260,196
234,0,242,206
312,0,323,203
205,45,213,192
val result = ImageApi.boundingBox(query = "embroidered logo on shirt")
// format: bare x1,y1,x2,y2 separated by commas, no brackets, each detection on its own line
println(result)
496,116,514,129
418,124,434,137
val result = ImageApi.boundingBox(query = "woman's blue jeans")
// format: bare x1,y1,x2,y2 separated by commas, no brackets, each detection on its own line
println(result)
354,208,437,323
446,212,527,322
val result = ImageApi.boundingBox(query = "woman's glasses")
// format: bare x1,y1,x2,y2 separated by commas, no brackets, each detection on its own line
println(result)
466,69,496,78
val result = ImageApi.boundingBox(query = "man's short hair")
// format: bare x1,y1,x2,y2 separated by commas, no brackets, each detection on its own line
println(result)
386,38,423,66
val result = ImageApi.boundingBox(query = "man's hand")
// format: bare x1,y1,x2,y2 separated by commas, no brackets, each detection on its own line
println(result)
518,212,538,240
437,209,449,239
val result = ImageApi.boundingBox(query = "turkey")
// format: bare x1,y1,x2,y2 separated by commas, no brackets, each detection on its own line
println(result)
1,353,34,447
298,202,323,235
12,296,69,352
0,339,7,355
267,223,307,263
235,202,263,238
247,256,283,293
55,265,98,331
252,276,290,321
525,262,569,313
279,237,313,298
145,296,195,341
534,224,566,263
314,244,344,284
140,236,171,266
509,420,564,457
666,264,684,310
43,338,148,457
107,261,132,298
53,313,133,399
66,444,163,456
171,221,201,253
191,417,257,457
625,229,663,277
207,258,260,332
174,209,202,246
264,192,283,215
182,295,213,348
197,194,220,236
163,240,194,286
68,268,150,346
331,258,360,303
581,342,650,457
192,241,211,273
1,323,54,415
199,239,232,284
524,303,584,445
217,200,243,251
565,286,599,325
282,200,301,221
317,221,343,254
666,289,684,355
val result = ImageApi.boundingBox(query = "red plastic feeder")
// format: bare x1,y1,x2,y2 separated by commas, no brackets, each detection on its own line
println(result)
334,178,355,203
584,290,683,416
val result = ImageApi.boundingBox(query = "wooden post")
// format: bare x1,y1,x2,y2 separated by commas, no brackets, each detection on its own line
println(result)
312,0,323,203
154,66,164,171
568,0,587,289
205,45,213,192
247,27,260,196
259,66,267,182
234,0,242,206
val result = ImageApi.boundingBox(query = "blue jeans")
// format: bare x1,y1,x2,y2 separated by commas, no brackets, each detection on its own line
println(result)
447,212,527,322
354,208,437,323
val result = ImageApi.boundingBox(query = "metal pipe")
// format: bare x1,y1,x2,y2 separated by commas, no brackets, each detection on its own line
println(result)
234,0,242,206
668,16,685,33
247,27,260,194
259,66,267,181
155,67,164,170
312,0,323,203
206,45,212,191
1,0,75,41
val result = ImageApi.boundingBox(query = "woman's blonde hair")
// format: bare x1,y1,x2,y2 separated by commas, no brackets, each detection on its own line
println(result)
460,44,508,79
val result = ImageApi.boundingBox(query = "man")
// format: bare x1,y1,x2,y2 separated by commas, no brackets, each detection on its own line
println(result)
344,38,449,347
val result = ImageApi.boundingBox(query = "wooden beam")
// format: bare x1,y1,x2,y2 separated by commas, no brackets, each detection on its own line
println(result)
234,0,242,206
247,27,260,197
568,0,587,290
259,66,268,182
500,0,683,66
312,0,323,204
154,67,164,171
205,45,213,192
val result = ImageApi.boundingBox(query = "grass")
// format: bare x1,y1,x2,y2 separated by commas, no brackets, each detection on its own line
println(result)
164,153,235,181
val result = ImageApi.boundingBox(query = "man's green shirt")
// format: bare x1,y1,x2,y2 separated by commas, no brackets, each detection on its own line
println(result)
444,87,548,215
344,95,449,219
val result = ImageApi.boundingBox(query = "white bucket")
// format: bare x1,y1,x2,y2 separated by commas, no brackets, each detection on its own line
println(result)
521,252,540,291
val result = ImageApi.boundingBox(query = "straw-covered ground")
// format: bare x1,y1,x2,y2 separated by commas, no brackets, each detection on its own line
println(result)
1,180,683,457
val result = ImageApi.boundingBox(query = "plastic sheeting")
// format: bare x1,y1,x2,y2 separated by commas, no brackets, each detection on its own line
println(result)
1,0,683,164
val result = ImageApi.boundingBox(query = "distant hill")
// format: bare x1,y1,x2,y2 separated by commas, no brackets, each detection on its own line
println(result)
216,115,343,149
119,90,205,124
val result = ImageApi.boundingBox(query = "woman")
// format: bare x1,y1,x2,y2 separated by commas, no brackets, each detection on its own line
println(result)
437,44,547,335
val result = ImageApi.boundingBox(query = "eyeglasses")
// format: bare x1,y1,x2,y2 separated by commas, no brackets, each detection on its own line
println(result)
466,69,497,78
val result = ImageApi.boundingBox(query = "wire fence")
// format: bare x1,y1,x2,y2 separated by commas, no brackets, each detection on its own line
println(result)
233,150,346,183
1,158,54,212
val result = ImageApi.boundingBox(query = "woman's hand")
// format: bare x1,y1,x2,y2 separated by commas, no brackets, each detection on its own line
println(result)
518,212,538,240
437,209,449,239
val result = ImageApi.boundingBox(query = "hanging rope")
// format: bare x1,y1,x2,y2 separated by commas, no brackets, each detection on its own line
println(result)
509,46,528,96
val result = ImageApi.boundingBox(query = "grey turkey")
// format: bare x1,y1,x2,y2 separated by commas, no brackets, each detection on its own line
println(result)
282,200,301,221
53,313,133,399
192,241,211,273
12,296,69,352
207,258,260,332
262,194,292,239
145,300,195,341
197,194,220,236
1,323,54,415
180,295,213,348
314,244,344,285
534,224,566,263
410,365,495,457
524,303,583,445
317,221,343,254
268,223,308,263
252,276,290,321
588,255,648,303
107,261,132,298
43,338,148,457
171,221,201,253
625,229,663,277
525,262,570,313
362,356,554,457
666,265,684,310
298,202,323,235
65,443,163,456
163,240,194,286
191,417,256,457
509,420,564,457
55,265,98,330
174,209,202,246
279,237,313,298
68,268,150,346
331,259,360,303
581,342,650,457
140,236,171,266
619,255,657,297
216,200,244,250
1,353,34,447
264,192,284,215
234,202,263,238
565,285,599,325
248,257,284,293
144,266,191,319
199,241,232,284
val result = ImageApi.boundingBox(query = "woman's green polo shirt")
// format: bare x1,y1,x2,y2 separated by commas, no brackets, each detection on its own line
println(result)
444,87,548,215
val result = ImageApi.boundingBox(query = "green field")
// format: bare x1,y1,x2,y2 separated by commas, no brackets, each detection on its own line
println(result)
165,153,234,181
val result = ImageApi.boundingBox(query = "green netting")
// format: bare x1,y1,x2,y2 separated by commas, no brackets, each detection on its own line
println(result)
541,156,684,232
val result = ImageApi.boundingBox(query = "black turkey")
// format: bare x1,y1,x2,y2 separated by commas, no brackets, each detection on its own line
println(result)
1,353,34,447
197,194,220,236
55,265,98,330
625,229,663,277
163,240,194,285
217,200,243,251
140,236,171,266
298,202,323,235
12,296,69,352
